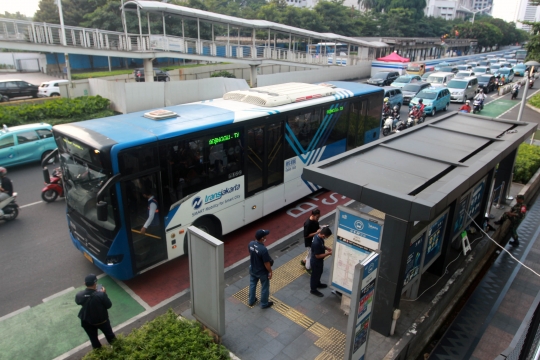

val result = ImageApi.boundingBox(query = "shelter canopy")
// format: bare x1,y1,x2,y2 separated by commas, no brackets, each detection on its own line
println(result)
376,52,410,62
303,113,537,221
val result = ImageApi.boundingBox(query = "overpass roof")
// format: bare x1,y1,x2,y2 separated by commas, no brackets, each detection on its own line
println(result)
123,0,387,48
303,113,537,222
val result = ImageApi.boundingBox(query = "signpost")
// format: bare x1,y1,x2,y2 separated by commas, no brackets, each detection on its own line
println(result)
344,252,380,360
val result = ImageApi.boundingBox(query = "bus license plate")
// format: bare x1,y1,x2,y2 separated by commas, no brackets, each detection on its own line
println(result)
84,252,93,263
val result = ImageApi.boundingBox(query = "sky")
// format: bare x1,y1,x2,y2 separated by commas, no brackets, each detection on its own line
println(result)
1,0,41,18
492,0,518,23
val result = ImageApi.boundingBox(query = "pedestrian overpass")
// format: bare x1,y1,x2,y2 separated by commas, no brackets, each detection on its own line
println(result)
0,0,388,84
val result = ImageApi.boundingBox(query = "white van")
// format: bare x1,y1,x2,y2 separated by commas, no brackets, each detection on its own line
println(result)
447,77,479,103
38,80,69,97
426,72,455,88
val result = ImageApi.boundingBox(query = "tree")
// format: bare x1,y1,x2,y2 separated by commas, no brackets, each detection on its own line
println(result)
0,11,31,21
33,0,60,24
452,21,503,48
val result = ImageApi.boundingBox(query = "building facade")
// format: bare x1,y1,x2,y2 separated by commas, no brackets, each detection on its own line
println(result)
472,0,493,14
424,0,474,20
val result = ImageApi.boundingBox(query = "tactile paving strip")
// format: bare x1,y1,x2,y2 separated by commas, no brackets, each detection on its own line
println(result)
232,237,345,359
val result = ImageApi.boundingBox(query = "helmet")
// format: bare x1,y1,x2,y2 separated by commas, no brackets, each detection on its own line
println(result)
384,97,389,103
479,89,483,93
393,105,399,111
466,100,470,104
418,99,423,103
0,167,6,177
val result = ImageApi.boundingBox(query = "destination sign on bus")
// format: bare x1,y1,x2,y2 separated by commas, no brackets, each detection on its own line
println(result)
208,132,240,145
326,106,344,115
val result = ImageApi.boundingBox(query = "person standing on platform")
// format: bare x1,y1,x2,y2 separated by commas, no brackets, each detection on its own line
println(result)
493,194,527,246
310,226,333,297
302,209,321,273
248,229,274,309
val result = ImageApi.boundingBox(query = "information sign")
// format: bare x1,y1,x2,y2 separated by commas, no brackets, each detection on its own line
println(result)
403,232,425,287
422,210,449,271
468,177,487,220
344,252,379,360
452,191,471,237
336,208,383,251
331,240,373,294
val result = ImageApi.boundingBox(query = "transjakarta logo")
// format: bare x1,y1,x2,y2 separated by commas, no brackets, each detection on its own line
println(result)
192,197,203,209
191,184,241,208
368,223,379,230
354,220,364,231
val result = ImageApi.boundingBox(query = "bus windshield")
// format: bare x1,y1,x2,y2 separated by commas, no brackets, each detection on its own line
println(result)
57,135,116,231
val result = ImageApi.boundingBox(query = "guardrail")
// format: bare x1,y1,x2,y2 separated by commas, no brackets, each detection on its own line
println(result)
498,73,540,96
0,18,367,67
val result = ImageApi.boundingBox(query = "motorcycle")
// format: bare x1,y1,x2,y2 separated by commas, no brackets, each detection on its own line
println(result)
407,110,425,127
472,99,483,114
530,78,534,89
382,115,403,136
41,167,63,202
0,192,19,221
511,85,519,100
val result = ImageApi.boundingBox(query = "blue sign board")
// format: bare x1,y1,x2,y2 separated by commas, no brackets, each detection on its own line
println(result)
468,178,486,220
337,211,383,251
404,233,425,287
423,211,448,269
345,252,379,360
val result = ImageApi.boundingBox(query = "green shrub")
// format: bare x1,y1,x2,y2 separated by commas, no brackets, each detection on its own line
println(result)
83,310,230,360
0,96,110,126
513,143,540,184
211,70,236,78
529,93,540,109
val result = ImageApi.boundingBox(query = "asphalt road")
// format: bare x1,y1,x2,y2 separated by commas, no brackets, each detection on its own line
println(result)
0,78,538,319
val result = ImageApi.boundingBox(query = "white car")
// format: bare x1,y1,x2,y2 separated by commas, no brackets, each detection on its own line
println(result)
38,80,69,97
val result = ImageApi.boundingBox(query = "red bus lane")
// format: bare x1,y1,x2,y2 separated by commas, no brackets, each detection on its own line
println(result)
123,191,350,307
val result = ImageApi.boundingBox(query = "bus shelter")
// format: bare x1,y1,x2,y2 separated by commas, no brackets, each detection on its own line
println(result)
302,112,537,335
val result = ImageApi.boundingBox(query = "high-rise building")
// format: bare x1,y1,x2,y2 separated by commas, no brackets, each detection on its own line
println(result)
516,0,540,31
424,0,474,20
472,0,493,14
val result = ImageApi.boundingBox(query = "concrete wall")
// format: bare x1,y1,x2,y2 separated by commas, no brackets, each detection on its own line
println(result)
0,52,47,72
257,63,372,87
87,77,249,113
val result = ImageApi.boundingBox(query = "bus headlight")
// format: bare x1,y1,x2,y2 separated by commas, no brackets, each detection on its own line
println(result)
106,255,124,265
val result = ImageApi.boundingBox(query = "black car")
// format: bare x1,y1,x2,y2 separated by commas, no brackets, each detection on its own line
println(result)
367,71,400,86
133,68,170,82
477,74,497,93
0,79,39,99
438,66,459,74
401,82,431,104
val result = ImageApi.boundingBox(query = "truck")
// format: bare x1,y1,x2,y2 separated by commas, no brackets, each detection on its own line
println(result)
406,63,434,76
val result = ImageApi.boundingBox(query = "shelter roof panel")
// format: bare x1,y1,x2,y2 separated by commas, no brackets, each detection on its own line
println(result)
303,112,538,221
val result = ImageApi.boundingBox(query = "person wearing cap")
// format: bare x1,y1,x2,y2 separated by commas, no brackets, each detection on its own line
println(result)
302,209,321,272
248,229,274,309
492,194,527,246
310,226,333,297
75,274,116,349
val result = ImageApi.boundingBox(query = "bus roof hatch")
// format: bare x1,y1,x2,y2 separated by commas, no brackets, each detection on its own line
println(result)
223,82,337,107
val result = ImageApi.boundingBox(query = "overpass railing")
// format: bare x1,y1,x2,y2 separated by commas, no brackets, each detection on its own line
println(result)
0,18,369,66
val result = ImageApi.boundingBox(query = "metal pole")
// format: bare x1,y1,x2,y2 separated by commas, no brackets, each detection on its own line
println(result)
227,24,229,57
137,5,143,49
147,12,151,36
517,67,534,122
121,0,128,49
162,12,166,36
56,0,67,46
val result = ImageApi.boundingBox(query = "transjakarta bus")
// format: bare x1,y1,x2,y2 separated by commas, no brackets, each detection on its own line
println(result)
52,81,383,280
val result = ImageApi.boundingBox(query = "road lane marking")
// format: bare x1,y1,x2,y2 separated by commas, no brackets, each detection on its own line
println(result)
43,287,75,303
19,201,43,208
497,88,540,119
0,306,30,323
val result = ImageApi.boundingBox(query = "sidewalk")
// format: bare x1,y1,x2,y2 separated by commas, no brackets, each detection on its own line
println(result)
429,192,540,359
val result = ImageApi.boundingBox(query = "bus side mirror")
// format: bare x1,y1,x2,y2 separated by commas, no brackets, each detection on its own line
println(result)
43,168,50,184
97,201,108,221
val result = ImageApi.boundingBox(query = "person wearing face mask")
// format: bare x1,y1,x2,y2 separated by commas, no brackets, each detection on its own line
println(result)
248,229,274,309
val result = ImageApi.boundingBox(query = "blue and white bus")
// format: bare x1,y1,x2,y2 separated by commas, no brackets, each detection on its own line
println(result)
52,81,383,280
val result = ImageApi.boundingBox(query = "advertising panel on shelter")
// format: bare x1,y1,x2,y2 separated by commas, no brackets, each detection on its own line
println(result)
423,209,449,272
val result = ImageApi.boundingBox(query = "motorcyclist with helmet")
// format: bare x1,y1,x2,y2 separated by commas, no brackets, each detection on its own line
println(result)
382,97,391,118
0,167,13,202
459,100,472,113
410,104,424,124
474,89,486,109
417,99,425,114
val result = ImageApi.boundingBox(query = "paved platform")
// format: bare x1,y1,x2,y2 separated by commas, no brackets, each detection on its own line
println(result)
429,193,540,359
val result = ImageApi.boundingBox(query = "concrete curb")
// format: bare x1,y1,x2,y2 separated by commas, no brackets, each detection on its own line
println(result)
384,170,540,360
526,103,540,115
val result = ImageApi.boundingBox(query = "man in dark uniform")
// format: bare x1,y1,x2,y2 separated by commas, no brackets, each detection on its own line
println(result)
310,226,333,297
248,229,274,309
75,274,116,349
302,209,321,272
494,194,527,246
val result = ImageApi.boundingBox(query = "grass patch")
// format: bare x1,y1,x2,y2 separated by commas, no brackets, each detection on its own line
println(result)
529,92,540,109
514,143,540,184
83,310,230,360
71,63,230,80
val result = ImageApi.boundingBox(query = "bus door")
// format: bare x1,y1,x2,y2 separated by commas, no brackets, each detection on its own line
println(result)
347,100,368,151
121,172,168,273
245,120,284,219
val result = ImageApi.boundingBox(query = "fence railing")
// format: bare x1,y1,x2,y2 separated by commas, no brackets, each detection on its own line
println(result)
0,18,370,66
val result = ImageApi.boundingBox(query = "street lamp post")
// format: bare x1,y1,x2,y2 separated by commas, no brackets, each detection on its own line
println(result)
459,5,491,24
55,0,71,97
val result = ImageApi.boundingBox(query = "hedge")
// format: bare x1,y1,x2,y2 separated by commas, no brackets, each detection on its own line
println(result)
210,70,236,78
0,96,111,126
514,143,540,184
83,310,230,360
